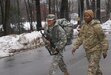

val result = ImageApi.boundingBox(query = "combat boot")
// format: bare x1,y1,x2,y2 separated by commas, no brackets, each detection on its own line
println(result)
96,72,103,75
64,71,69,75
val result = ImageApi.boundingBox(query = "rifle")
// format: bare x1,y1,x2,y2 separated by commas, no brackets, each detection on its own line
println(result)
40,30,59,55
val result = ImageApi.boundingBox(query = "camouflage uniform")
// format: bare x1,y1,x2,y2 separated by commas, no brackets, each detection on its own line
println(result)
45,20,68,75
73,20,107,75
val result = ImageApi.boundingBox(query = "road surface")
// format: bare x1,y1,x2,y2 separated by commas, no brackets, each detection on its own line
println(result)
0,34,111,75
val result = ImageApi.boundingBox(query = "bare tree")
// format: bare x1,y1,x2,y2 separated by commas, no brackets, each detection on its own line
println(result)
49,0,51,13
86,0,91,9
48,0,56,14
17,0,22,34
0,0,5,25
35,0,42,31
0,0,11,35
91,0,96,14
96,0,100,20
105,0,111,19
78,0,84,25
27,0,34,31
60,0,69,20
52,0,61,18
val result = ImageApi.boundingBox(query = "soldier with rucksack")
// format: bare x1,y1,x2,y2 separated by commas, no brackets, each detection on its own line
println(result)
42,14,71,75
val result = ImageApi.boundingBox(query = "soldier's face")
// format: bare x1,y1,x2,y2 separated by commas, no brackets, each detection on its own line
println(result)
47,20,55,27
84,13,92,23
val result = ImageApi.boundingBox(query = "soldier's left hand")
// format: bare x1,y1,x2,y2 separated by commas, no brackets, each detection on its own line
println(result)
45,40,50,47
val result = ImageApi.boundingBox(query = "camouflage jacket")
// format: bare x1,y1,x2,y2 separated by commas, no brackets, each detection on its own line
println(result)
45,20,67,51
73,20,108,53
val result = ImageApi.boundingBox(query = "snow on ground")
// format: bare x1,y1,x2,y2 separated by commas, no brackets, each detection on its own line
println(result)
0,31,44,58
0,20,111,58
101,19,111,34
101,19,111,30
23,21,46,30
0,21,46,58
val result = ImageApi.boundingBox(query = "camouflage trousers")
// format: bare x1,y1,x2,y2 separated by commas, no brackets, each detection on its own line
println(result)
86,50,102,75
49,53,67,75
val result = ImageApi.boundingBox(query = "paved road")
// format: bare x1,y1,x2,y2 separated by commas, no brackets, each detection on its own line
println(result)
0,35,111,75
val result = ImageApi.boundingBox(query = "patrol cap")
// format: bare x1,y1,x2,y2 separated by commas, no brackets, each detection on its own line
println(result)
46,14,56,20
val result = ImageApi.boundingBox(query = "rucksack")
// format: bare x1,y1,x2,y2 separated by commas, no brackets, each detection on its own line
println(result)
92,22,109,53
56,18,73,45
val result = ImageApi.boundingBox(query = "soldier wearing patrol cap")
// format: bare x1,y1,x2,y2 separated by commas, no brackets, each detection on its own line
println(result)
44,14,69,75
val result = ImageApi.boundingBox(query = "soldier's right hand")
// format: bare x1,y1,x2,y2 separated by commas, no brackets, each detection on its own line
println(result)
72,48,76,55
103,53,107,59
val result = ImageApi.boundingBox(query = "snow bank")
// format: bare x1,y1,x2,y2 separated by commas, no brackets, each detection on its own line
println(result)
0,31,44,58
101,19,111,30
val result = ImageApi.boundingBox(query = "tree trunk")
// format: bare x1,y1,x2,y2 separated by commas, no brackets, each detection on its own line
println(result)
35,0,42,31
60,0,69,20
0,0,5,27
52,0,55,14
105,0,111,19
96,0,101,20
49,0,51,13
24,0,30,21
17,0,21,34
86,0,90,9
27,0,33,31
91,0,96,16
78,0,84,25
3,0,11,35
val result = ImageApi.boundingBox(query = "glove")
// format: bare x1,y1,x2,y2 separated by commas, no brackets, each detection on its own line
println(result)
44,40,51,47
72,48,76,55
103,53,107,59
